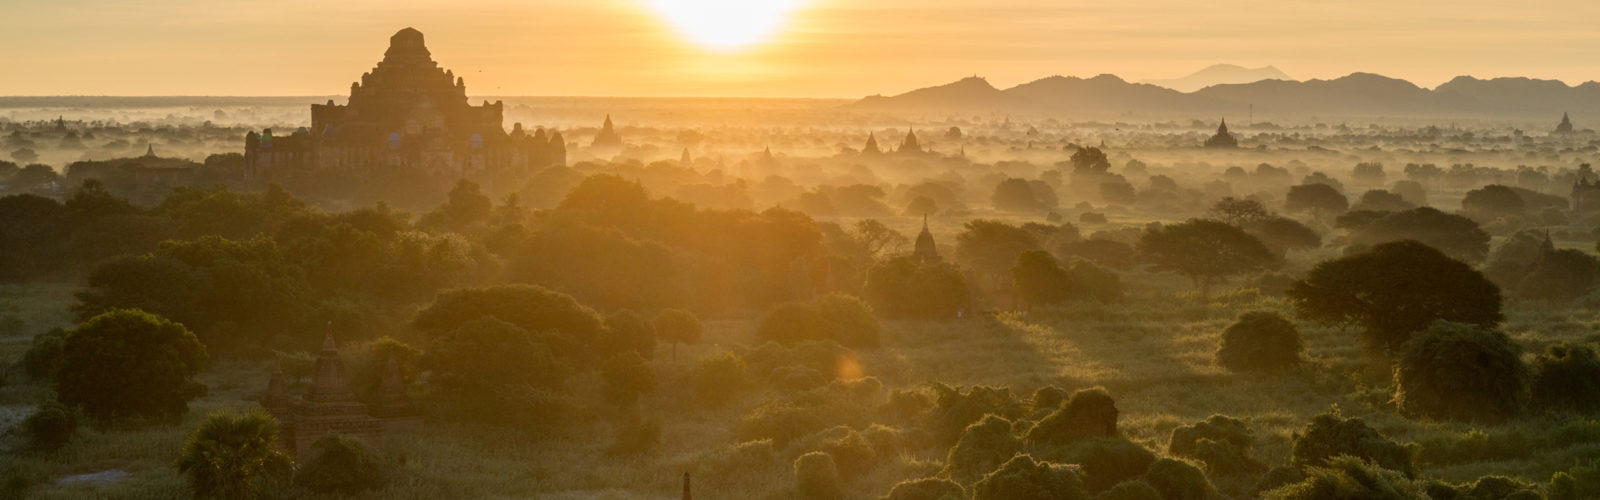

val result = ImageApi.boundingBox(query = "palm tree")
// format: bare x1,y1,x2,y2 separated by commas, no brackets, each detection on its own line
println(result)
175,410,294,499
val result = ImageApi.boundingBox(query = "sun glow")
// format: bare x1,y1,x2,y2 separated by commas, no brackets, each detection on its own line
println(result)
647,0,802,50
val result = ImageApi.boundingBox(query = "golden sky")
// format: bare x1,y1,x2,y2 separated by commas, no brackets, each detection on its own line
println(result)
4,0,1600,97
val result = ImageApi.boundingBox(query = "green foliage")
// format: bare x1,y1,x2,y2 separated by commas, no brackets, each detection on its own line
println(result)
296,434,387,495
174,410,293,500
739,401,828,448
349,336,422,398
1347,207,1490,263
1032,436,1155,493
1143,458,1218,500
1137,219,1275,293
1517,248,1600,302
22,400,77,452
1394,321,1530,422
863,256,971,319
1548,461,1600,500
1215,312,1303,372
1460,184,1526,221
608,416,661,455
956,219,1041,279
693,351,752,407
418,178,493,233
430,317,570,426
757,294,881,348
1262,456,1426,500
55,308,208,422
927,383,1027,446
944,415,1023,484
1531,342,1600,414
414,284,607,357
1290,413,1414,477
1288,240,1503,352
1066,259,1124,303
795,451,844,500
1245,216,1323,256
600,309,656,360
970,454,1089,500
74,235,314,351
20,327,66,380
884,477,966,500
601,351,657,407
1168,415,1260,476
1284,183,1349,217
653,308,702,350
1098,480,1164,500
1025,387,1118,447
1014,250,1074,307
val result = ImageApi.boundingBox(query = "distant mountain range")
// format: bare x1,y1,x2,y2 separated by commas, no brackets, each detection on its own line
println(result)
854,72,1600,119
1140,64,1293,93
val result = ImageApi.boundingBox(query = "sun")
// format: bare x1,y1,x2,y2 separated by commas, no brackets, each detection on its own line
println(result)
647,0,802,51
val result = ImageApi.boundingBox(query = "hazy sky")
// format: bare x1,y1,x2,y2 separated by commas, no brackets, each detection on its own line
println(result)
4,0,1600,98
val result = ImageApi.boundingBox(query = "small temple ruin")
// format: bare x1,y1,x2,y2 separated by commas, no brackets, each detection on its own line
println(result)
260,333,420,457
1204,118,1238,148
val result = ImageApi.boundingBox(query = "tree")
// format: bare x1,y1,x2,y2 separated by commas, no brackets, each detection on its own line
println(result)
1460,184,1526,221
55,309,208,422
1517,249,1600,302
971,454,1089,500
852,219,909,262
1244,217,1321,256
864,257,971,319
430,317,569,426
175,410,293,500
794,452,843,500
1289,413,1414,477
296,434,387,495
414,284,607,356
1288,240,1502,352
1349,189,1414,212
756,294,881,348
1393,321,1530,422
1348,207,1490,263
653,309,702,361
1283,183,1348,219
1137,219,1275,294
1209,197,1272,226
600,309,656,360
1215,312,1303,372
993,178,1047,212
601,351,657,408
1013,250,1073,307
1070,147,1111,176
1530,343,1600,414
22,400,77,452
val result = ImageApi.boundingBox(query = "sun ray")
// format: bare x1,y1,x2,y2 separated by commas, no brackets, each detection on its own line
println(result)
647,0,802,50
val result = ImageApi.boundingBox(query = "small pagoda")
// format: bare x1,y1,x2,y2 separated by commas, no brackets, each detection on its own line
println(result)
1554,112,1576,135
260,334,418,457
914,214,941,264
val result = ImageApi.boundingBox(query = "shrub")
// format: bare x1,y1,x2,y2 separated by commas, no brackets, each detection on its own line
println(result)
884,477,966,500
22,400,76,452
1263,456,1426,500
1031,436,1154,493
413,284,607,353
1425,475,1542,500
1098,480,1163,500
1215,312,1303,372
692,352,752,407
821,428,877,479
56,308,208,422
1394,321,1530,422
795,451,843,500
296,434,386,495
175,410,293,500
20,328,65,380
608,417,661,455
1067,259,1124,303
430,317,570,426
349,336,422,398
1168,415,1261,477
739,401,827,448
1290,413,1414,477
863,424,903,458
1025,387,1118,447
927,383,1026,446
601,351,657,407
944,415,1023,484
758,294,882,348
970,454,1089,500
1014,250,1074,306
1142,458,1217,500
1530,342,1600,414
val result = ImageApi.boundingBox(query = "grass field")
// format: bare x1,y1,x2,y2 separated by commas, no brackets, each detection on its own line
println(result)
5,266,1600,498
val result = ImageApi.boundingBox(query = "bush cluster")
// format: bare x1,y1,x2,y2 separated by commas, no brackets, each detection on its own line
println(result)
1394,321,1530,422
1214,312,1302,372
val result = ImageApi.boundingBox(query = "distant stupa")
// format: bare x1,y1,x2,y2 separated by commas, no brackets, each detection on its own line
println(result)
592,114,623,148
1204,118,1238,148
899,128,921,153
1554,112,1576,135
861,132,881,155
914,214,941,264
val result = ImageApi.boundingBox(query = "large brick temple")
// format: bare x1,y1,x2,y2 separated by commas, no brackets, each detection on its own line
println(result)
244,27,565,176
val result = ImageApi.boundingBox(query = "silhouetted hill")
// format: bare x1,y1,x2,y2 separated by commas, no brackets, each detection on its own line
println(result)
855,76,1016,110
855,72,1600,118
1140,64,1293,93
